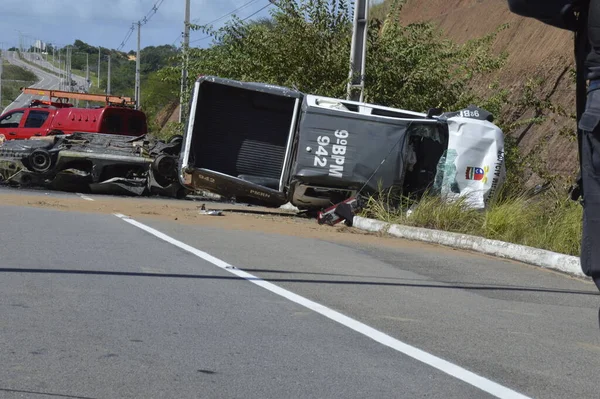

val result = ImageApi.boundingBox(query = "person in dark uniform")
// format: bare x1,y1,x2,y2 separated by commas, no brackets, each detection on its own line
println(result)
507,0,600,296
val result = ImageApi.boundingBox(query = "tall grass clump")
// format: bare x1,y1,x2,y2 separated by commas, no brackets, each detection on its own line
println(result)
363,187,583,256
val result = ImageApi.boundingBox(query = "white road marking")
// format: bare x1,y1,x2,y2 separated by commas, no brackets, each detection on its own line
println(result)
77,193,94,202
114,213,531,399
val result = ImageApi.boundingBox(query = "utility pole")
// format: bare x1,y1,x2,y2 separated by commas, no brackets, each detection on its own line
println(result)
346,0,369,102
64,47,67,92
179,0,191,123
66,46,72,92
64,47,68,91
0,48,4,112
135,21,141,110
97,47,101,88
61,50,64,91
58,50,61,90
69,47,73,92
85,53,90,106
86,53,90,92
107,55,111,95
58,50,63,91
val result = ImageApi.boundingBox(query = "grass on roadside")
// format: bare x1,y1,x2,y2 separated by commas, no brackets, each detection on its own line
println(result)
362,186,583,256
16,53,58,77
1,61,38,109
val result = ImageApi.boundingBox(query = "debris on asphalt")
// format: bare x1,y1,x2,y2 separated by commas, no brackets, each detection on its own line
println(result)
317,197,362,227
279,202,300,212
199,204,224,216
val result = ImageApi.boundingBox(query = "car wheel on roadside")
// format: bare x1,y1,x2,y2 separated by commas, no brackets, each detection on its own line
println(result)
28,149,53,173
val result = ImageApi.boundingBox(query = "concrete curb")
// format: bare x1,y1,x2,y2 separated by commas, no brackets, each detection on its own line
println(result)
353,216,587,279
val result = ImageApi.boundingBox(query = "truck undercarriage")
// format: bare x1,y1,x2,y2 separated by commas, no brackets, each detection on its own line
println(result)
0,132,187,198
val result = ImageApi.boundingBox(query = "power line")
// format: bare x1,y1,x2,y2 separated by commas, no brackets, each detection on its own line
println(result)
118,0,166,51
118,25,136,51
171,0,263,46
192,0,261,24
189,1,273,45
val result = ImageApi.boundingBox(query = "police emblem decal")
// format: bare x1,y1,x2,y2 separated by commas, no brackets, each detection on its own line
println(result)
465,166,490,183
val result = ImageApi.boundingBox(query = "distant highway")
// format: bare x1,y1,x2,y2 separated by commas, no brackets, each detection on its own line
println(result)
19,51,88,89
2,51,88,113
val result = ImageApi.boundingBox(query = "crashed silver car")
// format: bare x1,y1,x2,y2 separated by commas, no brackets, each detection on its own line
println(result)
0,132,187,198
178,76,506,211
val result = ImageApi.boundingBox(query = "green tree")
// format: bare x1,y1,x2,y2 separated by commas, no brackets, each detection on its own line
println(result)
141,45,179,74
142,71,181,133
159,0,505,113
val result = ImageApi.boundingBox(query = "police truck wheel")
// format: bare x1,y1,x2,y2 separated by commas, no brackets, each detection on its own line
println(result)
169,135,183,144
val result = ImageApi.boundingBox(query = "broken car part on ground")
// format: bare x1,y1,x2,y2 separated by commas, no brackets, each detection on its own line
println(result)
178,76,507,215
0,132,187,198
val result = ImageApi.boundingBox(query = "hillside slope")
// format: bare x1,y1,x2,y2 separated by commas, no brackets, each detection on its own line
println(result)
395,0,578,184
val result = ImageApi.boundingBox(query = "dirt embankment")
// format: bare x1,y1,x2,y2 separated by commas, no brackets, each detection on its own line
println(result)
399,0,579,184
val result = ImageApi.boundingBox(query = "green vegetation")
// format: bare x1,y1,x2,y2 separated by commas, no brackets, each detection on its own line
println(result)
158,0,506,131
363,187,582,256
46,40,179,98
65,41,181,128
1,61,38,110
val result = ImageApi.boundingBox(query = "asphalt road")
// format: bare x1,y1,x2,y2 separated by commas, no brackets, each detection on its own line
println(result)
3,51,89,114
0,194,599,399
3,51,62,113
18,51,88,89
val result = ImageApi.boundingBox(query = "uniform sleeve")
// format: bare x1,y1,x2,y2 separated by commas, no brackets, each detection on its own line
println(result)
506,0,579,31
589,0,600,44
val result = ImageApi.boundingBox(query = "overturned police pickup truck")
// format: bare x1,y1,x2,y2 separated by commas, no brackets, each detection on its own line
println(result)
0,132,188,198
178,76,506,211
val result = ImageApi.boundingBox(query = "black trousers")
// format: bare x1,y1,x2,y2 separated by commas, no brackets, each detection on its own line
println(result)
578,81,600,291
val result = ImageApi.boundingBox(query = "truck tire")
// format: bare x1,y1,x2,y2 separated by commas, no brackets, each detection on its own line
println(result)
28,149,53,173
169,135,183,144
152,154,177,179
175,187,189,199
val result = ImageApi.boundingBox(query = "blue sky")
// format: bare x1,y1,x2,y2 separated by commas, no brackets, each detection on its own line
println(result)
0,0,385,53
0,0,276,52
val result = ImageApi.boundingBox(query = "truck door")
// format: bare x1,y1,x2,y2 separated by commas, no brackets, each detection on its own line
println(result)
0,110,26,139
19,110,52,139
